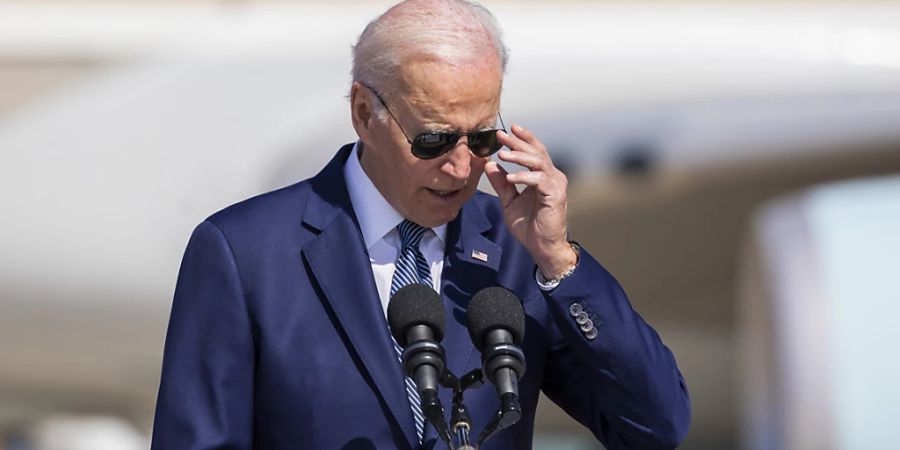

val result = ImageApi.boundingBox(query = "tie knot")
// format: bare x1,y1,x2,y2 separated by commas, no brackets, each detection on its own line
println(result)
397,219,428,249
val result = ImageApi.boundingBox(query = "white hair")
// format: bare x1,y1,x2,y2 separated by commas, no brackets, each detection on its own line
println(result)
351,0,508,117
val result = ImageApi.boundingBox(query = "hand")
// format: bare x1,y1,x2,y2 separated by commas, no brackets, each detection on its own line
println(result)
484,124,577,279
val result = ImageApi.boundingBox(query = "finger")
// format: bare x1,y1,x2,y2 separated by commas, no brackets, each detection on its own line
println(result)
485,161,518,207
505,170,544,187
509,124,548,155
496,129,537,155
510,124,540,146
497,149,546,171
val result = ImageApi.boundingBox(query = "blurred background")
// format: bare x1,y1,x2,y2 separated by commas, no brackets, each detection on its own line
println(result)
1,1,899,449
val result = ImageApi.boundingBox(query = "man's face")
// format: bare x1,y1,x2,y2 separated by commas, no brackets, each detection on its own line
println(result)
357,59,503,228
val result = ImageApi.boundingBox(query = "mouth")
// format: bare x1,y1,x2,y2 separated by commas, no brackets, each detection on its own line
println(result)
425,188,463,201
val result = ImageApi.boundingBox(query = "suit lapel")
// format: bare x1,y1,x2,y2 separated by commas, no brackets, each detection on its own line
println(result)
300,145,418,449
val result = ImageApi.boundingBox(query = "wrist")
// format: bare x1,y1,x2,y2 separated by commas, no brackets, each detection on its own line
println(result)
536,241,579,280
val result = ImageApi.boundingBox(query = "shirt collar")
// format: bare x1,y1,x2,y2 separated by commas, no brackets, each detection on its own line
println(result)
344,141,447,250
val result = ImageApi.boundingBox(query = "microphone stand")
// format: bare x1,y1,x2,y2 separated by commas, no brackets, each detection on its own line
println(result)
437,365,524,449
450,400,474,450
440,369,483,450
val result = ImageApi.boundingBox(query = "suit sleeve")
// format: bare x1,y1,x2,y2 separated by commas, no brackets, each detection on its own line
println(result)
151,220,255,450
539,249,691,450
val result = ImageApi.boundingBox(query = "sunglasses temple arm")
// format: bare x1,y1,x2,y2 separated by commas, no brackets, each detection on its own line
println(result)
364,82,414,145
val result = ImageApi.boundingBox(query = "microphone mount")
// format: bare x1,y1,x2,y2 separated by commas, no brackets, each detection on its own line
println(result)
475,341,525,448
437,360,523,449
402,339,454,446
439,368,482,450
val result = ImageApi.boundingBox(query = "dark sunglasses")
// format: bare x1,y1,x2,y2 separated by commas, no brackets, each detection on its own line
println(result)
362,83,506,160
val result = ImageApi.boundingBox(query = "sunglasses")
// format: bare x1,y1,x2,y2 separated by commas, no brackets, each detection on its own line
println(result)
362,83,506,160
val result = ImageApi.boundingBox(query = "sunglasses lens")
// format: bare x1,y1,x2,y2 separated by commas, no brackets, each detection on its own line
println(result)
410,129,504,159
468,130,503,157
412,132,457,159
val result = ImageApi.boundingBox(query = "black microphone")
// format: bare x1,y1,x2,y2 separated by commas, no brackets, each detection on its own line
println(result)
466,286,526,440
387,284,452,445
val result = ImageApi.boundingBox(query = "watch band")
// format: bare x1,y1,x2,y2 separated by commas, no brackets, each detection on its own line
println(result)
535,241,581,290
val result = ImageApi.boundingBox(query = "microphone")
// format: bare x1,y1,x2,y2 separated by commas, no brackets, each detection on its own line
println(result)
466,287,526,442
387,284,452,445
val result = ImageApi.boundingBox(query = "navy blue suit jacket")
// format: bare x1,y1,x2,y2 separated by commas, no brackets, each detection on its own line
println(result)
152,144,690,449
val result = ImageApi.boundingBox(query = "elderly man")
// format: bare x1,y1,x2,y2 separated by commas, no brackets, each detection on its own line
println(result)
151,1,690,449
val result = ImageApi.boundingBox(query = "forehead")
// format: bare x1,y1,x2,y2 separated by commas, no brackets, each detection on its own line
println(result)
396,58,503,128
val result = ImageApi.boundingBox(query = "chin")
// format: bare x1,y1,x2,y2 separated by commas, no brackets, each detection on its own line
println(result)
414,208,461,228
408,190,470,227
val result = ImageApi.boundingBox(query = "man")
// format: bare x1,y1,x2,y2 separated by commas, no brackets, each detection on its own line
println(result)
152,1,690,449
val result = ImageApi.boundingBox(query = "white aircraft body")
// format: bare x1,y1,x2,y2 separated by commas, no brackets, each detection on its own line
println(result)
1,2,899,449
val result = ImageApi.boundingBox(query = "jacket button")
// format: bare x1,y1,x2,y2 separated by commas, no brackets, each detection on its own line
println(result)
575,312,590,325
585,328,598,340
579,319,594,333
568,303,583,317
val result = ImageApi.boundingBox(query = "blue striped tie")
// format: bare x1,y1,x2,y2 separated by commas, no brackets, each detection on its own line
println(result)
390,219,433,443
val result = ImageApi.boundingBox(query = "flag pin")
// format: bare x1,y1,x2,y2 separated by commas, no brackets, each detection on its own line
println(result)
471,250,488,262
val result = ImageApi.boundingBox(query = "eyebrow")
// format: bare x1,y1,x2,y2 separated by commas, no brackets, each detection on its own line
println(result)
418,115,501,134
399,90,502,132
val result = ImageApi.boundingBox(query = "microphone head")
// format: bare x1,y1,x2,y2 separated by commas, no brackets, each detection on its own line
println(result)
466,287,525,351
388,284,446,347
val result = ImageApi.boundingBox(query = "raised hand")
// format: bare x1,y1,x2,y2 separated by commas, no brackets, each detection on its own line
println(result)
484,124,577,279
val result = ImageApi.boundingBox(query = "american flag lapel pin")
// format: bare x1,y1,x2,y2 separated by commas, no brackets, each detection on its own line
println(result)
471,250,489,262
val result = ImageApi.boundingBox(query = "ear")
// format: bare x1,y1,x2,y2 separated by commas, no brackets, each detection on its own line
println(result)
350,81,374,143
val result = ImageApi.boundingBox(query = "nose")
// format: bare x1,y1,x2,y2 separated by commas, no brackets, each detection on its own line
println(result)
440,140,472,180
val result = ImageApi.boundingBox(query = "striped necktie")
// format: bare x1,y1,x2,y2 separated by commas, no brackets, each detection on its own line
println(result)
390,219,434,443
